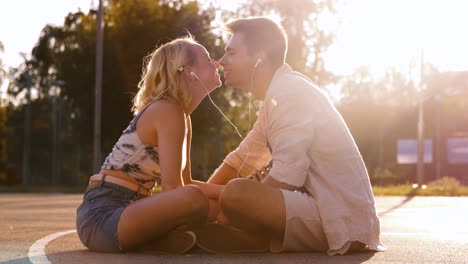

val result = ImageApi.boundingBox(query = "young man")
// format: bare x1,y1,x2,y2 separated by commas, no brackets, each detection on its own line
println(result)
196,17,385,255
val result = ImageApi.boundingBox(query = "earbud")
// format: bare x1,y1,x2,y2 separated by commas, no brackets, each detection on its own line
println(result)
254,58,262,69
190,71,199,79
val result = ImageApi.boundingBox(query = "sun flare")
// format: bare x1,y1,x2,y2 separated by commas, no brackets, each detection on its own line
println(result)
323,0,468,78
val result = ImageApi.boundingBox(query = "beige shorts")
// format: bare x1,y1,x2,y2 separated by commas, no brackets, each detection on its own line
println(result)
270,189,328,252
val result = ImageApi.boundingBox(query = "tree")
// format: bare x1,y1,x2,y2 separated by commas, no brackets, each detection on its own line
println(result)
7,0,344,183
202,0,341,171
7,0,226,182
0,41,5,88
335,62,450,181
229,0,339,86
0,41,6,182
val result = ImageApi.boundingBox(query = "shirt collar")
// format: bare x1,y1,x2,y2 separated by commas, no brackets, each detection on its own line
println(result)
265,63,293,99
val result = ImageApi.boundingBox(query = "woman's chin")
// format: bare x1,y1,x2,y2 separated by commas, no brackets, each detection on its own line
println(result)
205,85,219,94
214,80,222,88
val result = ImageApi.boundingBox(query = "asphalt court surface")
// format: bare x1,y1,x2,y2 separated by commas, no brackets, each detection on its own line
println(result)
1,194,467,263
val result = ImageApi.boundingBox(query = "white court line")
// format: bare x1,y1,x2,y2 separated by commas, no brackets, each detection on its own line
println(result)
28,229,76,264
26,229,466,263
381,232,468,241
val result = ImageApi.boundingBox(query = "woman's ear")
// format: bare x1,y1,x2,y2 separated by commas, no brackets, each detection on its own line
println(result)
183,67,194,80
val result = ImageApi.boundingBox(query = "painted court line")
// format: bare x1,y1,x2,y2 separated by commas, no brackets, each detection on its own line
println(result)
27,230,466,263
381,232,467,241
28,229,76,264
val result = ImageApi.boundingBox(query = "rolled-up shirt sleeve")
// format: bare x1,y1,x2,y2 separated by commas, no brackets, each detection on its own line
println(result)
266,84,316,187
224,107,271,177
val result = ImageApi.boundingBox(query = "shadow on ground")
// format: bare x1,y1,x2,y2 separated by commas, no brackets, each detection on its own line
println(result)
378,190,417,216
5,248,376,264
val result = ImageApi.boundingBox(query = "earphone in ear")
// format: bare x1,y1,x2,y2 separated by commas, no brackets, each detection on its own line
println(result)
190,71,199,79
254,58,262,69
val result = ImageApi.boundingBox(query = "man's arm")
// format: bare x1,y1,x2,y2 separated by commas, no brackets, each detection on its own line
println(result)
262,81,319,189
207,162,238,184
209,108,271,184
247,162,297,191
262,174,297,191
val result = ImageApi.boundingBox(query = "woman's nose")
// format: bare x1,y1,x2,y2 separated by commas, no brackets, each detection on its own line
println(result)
214,60,221,69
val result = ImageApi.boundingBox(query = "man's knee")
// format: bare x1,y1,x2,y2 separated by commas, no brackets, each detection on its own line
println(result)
219,178,252,213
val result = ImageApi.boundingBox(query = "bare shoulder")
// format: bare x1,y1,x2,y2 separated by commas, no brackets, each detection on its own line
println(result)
146,100,186,129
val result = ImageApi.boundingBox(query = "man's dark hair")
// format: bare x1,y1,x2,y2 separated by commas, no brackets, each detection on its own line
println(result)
224,17,288,68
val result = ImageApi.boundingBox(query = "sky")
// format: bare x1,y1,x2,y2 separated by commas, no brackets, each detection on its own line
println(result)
1,0,468,96
322,0,468,77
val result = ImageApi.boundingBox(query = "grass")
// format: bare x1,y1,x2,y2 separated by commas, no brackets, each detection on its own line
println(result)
372,177,468,196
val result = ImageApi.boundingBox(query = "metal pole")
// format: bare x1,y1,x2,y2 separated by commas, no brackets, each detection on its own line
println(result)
93,0,104,173
417,98,424,185
51,93,57,184
416,50,425,185
22,74,32,185
435,94,441,179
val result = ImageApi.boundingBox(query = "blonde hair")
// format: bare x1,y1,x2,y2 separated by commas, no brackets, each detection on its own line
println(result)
132,36,198,115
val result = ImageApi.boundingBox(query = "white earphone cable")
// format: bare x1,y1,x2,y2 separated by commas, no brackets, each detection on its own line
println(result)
192,58,259,178
236,59,260,178
194,73,244,140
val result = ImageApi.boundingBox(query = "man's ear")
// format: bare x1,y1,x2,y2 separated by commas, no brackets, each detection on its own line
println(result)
255,51,267,67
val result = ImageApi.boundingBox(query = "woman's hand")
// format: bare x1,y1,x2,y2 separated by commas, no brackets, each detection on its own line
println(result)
191,181,225,200
190,182,224,222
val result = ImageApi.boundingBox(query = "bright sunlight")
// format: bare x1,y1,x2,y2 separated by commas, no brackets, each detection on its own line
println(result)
323,0,468,78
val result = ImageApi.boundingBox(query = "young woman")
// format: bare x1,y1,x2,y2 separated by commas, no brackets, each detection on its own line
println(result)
76,36,224,253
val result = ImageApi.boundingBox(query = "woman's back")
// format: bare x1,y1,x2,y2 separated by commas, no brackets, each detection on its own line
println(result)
101,100,161,189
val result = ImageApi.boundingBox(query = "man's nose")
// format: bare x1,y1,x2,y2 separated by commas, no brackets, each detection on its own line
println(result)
214,60,221,69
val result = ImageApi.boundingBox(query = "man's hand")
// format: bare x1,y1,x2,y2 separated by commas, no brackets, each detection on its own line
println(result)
252,161,298,191
262,175,298,191
247,161,272,182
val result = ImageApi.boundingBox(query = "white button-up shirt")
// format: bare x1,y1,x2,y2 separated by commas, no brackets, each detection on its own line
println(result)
224,64,385,255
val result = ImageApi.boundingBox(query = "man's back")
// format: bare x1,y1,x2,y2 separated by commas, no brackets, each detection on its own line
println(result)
262,64,383,255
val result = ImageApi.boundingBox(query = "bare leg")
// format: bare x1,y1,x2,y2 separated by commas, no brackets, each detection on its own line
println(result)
117,185,208,251
219,178,286,241
207,199,220,222
194,178,285,253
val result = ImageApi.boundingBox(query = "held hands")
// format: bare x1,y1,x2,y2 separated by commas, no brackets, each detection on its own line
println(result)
247,161,272,182
248,161,299,192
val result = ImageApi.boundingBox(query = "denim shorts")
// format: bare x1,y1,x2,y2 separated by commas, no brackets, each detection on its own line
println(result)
76,180,146,252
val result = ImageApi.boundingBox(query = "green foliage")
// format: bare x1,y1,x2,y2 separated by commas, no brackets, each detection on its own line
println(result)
0,41,5,180
8,1,226,179
338,66,417,106
0,41,5,89
372,177,468,196
6,0,341,183
371,167,405,186
372,185,416,196
231,0,339,86
0,105,6,182
197,0,342,178
421,177,465,196
336,64,443,177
